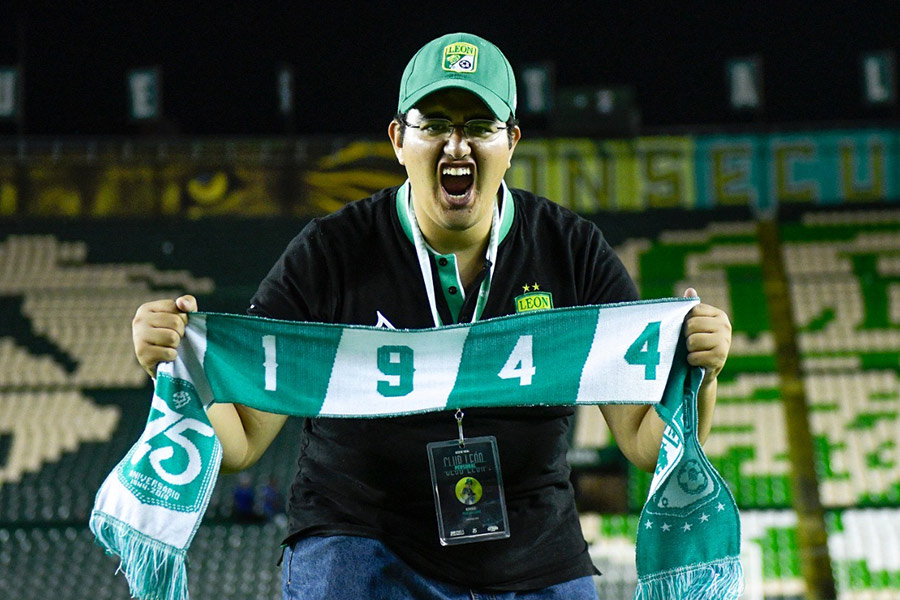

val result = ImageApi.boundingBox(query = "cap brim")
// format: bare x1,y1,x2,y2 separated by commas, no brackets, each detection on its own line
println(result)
399,79,511,121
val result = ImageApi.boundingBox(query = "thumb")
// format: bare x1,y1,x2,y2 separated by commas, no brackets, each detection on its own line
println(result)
683,287,698,299
175,294,198,313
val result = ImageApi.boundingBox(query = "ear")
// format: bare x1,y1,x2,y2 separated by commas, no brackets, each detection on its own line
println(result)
506,125,522,168
388,120,405,165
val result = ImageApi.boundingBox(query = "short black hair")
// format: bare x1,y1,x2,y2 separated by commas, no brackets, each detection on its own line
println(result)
393,112,519,148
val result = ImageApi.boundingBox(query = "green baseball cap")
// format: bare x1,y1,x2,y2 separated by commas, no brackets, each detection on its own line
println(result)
398,33,517,121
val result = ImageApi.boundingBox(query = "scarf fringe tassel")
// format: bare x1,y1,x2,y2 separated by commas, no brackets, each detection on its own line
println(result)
634,557,744,600
90,511,189,600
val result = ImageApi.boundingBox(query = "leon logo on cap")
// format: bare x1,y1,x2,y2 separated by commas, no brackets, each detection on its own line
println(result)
443,42,478,73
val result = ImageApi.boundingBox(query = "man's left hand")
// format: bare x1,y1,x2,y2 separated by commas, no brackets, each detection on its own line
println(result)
682,288,732,381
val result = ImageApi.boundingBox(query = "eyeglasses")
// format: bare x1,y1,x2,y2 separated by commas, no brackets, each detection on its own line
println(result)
402,117,507,141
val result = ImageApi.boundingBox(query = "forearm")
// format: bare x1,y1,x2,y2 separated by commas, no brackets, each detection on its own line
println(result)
631,406,666,473
206,403,252,473
603,372,719,473
206,403,287,474
600,404,664,473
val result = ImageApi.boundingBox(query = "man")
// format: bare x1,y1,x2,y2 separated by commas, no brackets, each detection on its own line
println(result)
132,33,731,600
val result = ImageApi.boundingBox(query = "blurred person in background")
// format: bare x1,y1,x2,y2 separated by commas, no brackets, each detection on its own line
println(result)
232,473,261,523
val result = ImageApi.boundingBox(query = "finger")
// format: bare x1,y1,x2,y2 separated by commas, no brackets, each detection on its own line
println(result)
138,344,179,366
684,314,731,336
136,296,197,327
139,298,182,314
135,300,185,329
683,287,698,298
139,326,184,350
686,348,728,370
175,294,198,314
686,302,727,318
132,314,186,378
685,331,726,353
135,311,188,338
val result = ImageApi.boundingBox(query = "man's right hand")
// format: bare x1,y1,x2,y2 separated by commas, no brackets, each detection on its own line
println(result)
132,293,288,473
132,294,197,378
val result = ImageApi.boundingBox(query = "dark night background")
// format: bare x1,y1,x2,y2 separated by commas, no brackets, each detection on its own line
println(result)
0,1,897,137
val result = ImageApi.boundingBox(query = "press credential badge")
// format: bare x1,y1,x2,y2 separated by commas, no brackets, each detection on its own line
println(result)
427,435,510,545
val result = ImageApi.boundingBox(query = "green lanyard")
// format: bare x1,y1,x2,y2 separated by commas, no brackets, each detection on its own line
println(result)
404,182,500,327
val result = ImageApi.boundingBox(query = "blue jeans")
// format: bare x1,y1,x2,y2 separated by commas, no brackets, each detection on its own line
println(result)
282,535,599,600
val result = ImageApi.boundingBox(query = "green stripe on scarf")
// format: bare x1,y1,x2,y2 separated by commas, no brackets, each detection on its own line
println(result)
90,298,743,599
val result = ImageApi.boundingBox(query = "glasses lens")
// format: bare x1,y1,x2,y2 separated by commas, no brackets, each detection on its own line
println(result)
418,119,453,137
464,120,500,139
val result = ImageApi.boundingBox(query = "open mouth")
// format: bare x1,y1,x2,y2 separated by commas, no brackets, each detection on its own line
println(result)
440,165,474,203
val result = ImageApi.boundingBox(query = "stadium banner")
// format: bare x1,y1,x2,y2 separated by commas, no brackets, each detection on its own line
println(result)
693,130,896,211
0,139,407,218
1,129,897,217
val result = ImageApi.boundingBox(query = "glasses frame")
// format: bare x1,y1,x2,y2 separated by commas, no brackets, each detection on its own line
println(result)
401,117,508,141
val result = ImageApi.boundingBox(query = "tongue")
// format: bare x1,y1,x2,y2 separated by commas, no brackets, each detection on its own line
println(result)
442,174,473,196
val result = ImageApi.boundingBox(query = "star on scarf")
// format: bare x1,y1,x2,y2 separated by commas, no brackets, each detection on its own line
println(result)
700,513,710,523
682,523,692,532
644,520,653,529
716,502,725,512
661,523,671,532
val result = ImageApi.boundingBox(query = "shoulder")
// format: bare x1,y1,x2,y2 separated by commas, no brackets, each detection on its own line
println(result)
309,186,399,236
284,186,400,252
505,186,638,303
507,187,607,243
249,187,405,321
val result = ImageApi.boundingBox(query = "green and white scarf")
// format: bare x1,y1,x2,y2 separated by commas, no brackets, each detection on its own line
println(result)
90,298,742,599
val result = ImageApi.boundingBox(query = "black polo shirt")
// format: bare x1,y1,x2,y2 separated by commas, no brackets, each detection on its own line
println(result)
248,183,639,591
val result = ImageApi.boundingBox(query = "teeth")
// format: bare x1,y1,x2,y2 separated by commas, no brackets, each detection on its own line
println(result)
442,166,472,176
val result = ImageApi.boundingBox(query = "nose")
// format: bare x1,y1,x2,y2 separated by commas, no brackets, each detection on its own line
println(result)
443,126,471,159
